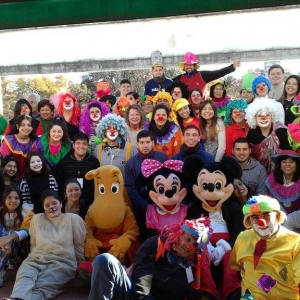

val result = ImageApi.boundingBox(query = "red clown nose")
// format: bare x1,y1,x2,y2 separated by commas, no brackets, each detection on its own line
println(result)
259,115,266,120
186,244,194,251
21,108,27,113
257,218,267,227
259,86,265,91
157,116,164,121
174,92,180,96
234,111,241,116
65,100,71,105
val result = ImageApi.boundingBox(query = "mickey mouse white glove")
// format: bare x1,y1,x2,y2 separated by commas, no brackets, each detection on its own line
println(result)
207,239,231,266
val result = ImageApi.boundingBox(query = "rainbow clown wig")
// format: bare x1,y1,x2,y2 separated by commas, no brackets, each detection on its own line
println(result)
95,113,128,140
224,99,248,126
245,98,281,129
251,76,272,96
79,101,110,137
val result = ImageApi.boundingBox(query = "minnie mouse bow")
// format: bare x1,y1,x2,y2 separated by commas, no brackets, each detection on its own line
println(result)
141,159,183,178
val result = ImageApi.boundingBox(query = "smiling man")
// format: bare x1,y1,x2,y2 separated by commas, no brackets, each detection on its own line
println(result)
229,195,300,300
55,132,100,206
268,64,285,100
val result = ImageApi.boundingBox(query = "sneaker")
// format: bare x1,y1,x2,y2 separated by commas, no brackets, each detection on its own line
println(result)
0,269,7,287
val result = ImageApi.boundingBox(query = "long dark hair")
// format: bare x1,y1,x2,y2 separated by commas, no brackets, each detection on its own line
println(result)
279,75,300,103
25,151,51,177
9,114,37,140
2,155,18,180
176,104,196,131
47,116,69,143
199,100,218,140
63,178,82,202
0,186,23,229
273,156,300,184
9,99,32,128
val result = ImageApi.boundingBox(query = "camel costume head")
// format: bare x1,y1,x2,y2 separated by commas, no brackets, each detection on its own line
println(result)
85,165,126,229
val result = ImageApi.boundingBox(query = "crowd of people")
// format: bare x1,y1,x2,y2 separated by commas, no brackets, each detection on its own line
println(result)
0,51,299,300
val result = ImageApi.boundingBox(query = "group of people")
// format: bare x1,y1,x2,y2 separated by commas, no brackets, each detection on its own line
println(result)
0,51,299,299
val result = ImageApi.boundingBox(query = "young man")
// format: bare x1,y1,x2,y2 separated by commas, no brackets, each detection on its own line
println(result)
125,130,167,242
229,195,300,299
268,64,285,100
173,52,240,95
173,125,214,163
232,138,267,195
55,132,100,205
119,79,132,97
144,50,173,96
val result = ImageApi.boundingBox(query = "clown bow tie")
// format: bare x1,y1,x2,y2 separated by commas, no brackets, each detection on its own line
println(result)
141,159,183,178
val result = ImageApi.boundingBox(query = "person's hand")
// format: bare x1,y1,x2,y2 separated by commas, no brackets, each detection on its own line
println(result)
233,60,240,69
0,235,13,248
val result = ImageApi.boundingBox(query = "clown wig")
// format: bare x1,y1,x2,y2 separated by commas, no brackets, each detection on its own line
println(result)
251,76,272,96
224,99,248,125
113,97,132,116
245,98,280,128
152,91,173,108
165,80,190,100
57,92,81,126
79,101,110,137
95,113,128,140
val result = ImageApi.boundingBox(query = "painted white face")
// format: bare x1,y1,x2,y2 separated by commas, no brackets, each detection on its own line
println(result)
63,97,74,110
30,155,43,173
191,91,202,105
105,124,119,141
250,212,277,238
89,107,101,122
256,114,272,128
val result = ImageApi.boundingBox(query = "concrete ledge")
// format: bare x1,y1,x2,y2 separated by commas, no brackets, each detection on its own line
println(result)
1,48,300,76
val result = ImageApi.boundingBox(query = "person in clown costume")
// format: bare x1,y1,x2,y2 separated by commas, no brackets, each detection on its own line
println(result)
229,195,300,300
79,100,110,152
56,92,80,141
93,114,136,179
287,93,300,153
245,98,291,174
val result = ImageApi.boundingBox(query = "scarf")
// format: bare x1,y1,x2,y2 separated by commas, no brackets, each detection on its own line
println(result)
39,117,52,133
181,142,201,155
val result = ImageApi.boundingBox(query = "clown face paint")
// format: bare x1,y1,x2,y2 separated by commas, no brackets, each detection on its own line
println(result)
191,90,202,105
172,87,182,100
231,109,245,124
89,106,101,122
63,97,74,110
30,155,43,173
105,124,119,141
173,232,198,258
43,196,62,218
255,83,269,97
154,109,168,129
250,212,278,238
255,114,272,129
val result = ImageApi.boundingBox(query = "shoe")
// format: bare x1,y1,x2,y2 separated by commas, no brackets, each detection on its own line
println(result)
0,269,7,287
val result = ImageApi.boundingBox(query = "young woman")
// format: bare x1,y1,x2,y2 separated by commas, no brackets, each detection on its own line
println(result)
124,104,147,144
2,189,86,300
0,186,28,287
209,80,230,118
189,88,203,119
32,117,72,170
265,150,300,214
1,155,18,186
0,115,37,179
19,152,58,214
279,75,300,125
224,99,249,156
35,99,55,134
144,104,183,159
4,99,42,136
199,100,225,162
232,178,251,207
62,178,88,219
165,80,190,102
79,100,110,152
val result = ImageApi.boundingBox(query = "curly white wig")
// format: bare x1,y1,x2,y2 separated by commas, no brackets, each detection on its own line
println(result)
245,97,281,129
95,113,128,139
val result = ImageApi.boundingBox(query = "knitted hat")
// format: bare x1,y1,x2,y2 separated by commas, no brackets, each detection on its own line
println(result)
151,50,163,68
240,73,255,92
242,195,280,215
252,76,272,96
172,98,190,112
224,99,248,125
179,52,200,71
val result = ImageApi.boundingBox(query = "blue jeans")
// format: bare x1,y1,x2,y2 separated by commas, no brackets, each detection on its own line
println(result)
88,253,132,300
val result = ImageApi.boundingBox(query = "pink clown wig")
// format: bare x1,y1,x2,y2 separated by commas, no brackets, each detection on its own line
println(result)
57,92,81,126
79,100,110,137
